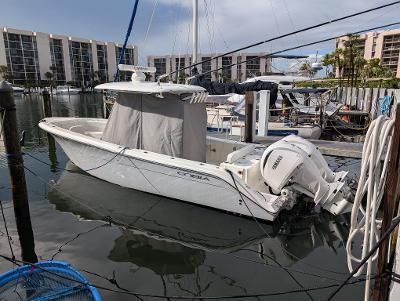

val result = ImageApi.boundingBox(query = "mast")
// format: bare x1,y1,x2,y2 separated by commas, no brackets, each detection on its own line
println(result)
192,0,198,65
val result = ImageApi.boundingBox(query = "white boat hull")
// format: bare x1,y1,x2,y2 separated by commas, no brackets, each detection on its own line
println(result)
39,118,282,221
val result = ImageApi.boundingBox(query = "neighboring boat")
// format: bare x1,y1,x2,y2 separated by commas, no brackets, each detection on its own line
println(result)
56,85,81,95
39,65,352,222
0,261,102,300
12,86,24,93
245,75,309,90
206,104,322,139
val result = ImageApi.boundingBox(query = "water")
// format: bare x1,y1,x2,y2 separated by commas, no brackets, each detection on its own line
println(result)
0,94,363,300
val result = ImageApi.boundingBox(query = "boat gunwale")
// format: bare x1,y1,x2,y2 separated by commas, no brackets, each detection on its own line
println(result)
38,117,279,218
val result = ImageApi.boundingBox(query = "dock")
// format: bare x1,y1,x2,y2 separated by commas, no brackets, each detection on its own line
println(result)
210,133,363,159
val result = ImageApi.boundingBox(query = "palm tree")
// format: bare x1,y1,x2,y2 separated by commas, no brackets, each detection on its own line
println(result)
0,65,13,82
321,54,335,78
44,71,54,93
299,62,315,78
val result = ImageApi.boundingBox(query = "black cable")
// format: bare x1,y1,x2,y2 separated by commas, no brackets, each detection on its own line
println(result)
0,253,389,300
25,146,128,173
326,215,400,300
0,200,15,261
200,21,400,79
226,170,316,300
164,1,400,78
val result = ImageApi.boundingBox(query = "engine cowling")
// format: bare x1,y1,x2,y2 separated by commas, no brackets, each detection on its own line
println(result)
260,136,352,215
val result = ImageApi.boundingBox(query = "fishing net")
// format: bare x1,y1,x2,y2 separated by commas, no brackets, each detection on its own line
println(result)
0,261,102,301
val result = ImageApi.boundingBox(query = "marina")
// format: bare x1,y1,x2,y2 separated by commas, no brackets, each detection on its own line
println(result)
0,93,364,300
1,0,400,300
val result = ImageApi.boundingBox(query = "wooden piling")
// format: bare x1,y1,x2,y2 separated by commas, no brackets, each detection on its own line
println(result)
244,91,254,143
0,81,37,263
42,89,58,170
42,89,52,117
372,103,400,301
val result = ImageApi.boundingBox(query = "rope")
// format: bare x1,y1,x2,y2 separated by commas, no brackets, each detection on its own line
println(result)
345,116,394,301
328,216,400,300
140,0,159,65
114,0,140,82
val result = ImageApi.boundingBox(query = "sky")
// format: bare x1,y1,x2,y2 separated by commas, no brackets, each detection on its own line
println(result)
0,0,399,69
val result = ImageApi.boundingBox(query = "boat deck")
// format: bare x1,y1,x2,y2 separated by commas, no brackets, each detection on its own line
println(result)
209,133,363,159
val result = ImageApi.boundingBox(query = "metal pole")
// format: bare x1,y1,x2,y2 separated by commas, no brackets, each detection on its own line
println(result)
192,0,198,65
0,81,37,263
258,91,270,137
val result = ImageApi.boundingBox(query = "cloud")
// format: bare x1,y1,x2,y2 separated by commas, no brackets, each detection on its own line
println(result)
1,0,399,68
139,0,399,62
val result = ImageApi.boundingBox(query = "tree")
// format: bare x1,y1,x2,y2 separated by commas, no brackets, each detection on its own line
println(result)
361,58,392,79
299,62,315,78
0,65,13,82
322,53,335,78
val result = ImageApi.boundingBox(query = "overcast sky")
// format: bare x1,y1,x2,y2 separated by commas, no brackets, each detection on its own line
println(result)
1,0,399,67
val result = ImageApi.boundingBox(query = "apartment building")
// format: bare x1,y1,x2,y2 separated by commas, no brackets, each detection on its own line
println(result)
0,27,138,86
147,53,272,82
336,28,400,78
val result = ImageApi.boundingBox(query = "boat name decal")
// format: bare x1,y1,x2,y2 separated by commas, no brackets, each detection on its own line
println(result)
177,171,210,181
272,155,283,170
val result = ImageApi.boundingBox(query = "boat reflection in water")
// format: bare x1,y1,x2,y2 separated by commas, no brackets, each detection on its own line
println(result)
48,162,350,272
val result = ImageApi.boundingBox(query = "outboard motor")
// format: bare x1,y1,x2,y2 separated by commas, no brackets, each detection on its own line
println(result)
260,136,352,215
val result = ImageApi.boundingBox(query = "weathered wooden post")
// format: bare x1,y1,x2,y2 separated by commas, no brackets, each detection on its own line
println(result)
244,91,254,143
42,89,57,171
42,88,52,117
0,81,37,263
368,87,374,115
372,103,400,301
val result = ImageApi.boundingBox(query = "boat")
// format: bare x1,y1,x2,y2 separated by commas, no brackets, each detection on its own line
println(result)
245,74,309,90
206,103,322,139
56,85,81,95
12,86,24,93
48,162,351,266
0,261,102,300
48,161,271,252
39,65,352,222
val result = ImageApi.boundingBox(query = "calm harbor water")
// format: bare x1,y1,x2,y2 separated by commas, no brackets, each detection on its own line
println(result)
0,93,363,300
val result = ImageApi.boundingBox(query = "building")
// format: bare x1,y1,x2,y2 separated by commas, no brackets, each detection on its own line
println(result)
0,27,138,86
147,53,272,82
336,28,400,78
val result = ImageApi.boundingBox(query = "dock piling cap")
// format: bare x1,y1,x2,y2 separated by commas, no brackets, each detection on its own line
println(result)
0,81,12,92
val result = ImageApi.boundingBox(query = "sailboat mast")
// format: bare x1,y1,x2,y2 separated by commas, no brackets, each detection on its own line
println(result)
192,0,198,65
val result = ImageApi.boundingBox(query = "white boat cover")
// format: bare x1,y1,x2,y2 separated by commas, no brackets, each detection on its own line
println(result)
102,92,207,162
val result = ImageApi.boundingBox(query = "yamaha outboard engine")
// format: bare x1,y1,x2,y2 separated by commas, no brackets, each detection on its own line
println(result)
260,135,352,215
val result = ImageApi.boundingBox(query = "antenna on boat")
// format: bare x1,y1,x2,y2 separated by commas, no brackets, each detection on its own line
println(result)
118,64,156,82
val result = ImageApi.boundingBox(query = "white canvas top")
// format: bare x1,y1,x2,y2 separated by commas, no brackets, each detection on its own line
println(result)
95,81,206,95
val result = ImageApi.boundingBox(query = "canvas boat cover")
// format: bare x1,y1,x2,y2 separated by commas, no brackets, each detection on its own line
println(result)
191,76,279,109
102,92,207,162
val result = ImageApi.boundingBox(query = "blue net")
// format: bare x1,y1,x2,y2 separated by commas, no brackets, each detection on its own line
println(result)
0,261,102,301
